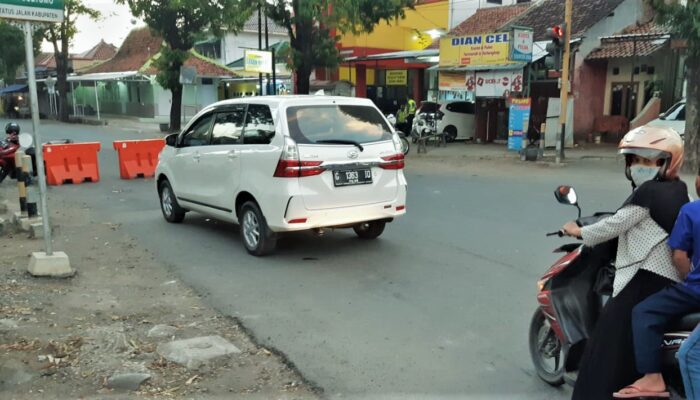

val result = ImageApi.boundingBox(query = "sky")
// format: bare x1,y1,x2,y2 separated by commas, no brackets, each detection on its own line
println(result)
41,0,144,53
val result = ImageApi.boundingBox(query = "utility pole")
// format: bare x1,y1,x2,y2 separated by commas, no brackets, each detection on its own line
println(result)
556,0,573,163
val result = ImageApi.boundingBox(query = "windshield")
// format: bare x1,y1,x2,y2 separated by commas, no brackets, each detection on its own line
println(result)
286,105,393,145
662,102,685,121
418,102,440,114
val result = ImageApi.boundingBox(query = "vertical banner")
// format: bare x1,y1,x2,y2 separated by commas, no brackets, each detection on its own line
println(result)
508,98,531,151
511,28,534,62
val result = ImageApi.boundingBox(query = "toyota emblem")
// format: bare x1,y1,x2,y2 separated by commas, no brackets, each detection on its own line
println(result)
347,150,359,159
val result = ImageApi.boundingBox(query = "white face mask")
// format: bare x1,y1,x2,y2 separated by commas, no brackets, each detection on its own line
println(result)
630,165,660,186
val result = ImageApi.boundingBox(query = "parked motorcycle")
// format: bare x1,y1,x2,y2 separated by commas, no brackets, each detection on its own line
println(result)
385,114,410,155
529,185,697,397
410,111,439,143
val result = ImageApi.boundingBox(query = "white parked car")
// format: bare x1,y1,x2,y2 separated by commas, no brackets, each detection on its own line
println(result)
647,99,686,137
155,96,408,256
436,101,476,142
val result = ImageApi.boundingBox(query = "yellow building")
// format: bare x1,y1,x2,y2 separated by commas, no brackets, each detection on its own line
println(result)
332,0,448,110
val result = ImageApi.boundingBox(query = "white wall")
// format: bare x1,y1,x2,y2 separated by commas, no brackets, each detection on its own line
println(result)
221,31,288,65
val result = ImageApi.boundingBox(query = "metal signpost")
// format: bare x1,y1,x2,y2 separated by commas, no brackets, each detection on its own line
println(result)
1,0,73,276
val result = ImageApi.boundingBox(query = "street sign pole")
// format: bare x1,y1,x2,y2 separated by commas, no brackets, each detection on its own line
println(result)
22,20,52,255
556,0,573,163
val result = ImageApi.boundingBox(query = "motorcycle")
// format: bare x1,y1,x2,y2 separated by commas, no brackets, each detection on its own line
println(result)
0,133,69,184
410,111,439,144
529,185,698,397
385,114,410,156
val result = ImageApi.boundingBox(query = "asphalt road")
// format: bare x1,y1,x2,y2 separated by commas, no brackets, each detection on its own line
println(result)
0,119,658,399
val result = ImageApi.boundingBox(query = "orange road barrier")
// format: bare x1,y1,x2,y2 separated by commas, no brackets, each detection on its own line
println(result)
112,138,165,179
43,142,101,185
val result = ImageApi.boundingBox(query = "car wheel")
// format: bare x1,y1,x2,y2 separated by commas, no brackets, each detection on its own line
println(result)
353,221,386,240
240,201,277,256
159,180,186,223
444,126,458,143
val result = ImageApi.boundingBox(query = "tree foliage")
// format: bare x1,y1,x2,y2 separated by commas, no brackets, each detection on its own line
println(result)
264,0,415,94
651,0,700,172
44,0,101,121
0,22,26,83
120,0,254,131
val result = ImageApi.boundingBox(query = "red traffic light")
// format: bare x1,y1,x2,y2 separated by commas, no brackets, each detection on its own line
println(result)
547,25,565,40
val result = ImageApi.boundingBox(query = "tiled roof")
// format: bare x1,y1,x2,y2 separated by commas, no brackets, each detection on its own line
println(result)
88,27,237,78
243,10,287,35
77,40,117,61
35,52,56,68
87,27,162,73
452,4,531,36
504,0,627,41
587,21,670,60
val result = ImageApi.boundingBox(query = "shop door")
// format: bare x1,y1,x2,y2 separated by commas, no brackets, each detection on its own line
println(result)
611,83,639,121
475,99,500,142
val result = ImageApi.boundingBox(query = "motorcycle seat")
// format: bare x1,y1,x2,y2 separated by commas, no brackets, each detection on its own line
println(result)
670,312,700,331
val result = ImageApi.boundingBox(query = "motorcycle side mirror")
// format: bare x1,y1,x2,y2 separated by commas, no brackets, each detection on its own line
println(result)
554,185,581,218
18,133,33,148
165,133,178,147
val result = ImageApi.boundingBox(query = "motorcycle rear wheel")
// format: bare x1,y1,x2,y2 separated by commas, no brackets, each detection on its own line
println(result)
529,308,566,386
400,136,410,155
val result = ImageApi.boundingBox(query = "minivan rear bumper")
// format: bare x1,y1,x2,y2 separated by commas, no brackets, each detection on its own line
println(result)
270,185,407,232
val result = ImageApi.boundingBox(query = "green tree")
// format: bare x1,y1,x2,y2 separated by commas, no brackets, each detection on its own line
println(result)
120,0,254,131
652,0,700,171
44,0,101,122
0,22,44,84
264,0,415,94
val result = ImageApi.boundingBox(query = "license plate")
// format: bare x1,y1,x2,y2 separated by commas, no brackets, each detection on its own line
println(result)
333,169,372,187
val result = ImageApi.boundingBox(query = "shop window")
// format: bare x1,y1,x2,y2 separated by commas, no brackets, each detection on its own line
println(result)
487,0,502,3
202,78,213,85
612,67,620,75
634,67,640,75
647,66,655,75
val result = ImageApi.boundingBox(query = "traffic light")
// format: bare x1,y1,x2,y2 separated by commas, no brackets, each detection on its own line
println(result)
544,24,566,70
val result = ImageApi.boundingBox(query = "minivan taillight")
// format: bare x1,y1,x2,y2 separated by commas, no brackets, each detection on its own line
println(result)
380,153,405,170
274,160,325,177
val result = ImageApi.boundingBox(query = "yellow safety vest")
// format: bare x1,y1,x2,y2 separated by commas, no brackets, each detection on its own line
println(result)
407,99,416,115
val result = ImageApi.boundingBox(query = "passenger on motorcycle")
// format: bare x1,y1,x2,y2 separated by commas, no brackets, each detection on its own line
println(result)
5,122,19,145
615,162,700,399
562,126,688,400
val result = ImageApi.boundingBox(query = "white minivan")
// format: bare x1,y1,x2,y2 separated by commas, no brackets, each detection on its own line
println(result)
155,96,407,256
436,101,476,141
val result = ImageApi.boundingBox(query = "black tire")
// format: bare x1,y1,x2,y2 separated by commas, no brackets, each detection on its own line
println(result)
159,180,186,223
239,201,277,256
444,126,458,143
529,309,566,386
0,166,8,184
353,221,386,240
400,136,410,155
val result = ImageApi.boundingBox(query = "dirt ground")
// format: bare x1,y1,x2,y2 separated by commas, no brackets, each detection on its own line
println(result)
0,192,320,399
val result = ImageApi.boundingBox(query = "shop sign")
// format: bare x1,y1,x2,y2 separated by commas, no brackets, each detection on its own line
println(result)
0,0,63,22
511,28,533,62
438,71,468,90
508,97,531,151
467,69,524,98
439,32,511,67
386,70,407,86
244,50,273,74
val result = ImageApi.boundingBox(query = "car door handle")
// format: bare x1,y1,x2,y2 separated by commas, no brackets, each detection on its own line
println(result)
227,150,238,159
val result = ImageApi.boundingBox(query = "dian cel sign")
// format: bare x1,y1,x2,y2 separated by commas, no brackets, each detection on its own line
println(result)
244,50,273,74
439,32,511,67
0,0,64,23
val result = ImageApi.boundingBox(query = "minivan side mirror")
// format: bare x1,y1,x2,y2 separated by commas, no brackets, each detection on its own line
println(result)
165,133,178,147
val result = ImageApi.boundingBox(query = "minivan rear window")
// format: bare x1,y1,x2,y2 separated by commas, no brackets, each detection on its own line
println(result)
286,105,393,145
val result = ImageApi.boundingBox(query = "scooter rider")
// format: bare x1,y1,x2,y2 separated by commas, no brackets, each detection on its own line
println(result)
562,126,688,400
4,122,19,145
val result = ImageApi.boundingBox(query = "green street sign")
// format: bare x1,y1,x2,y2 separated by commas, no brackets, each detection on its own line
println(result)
0,0,64,23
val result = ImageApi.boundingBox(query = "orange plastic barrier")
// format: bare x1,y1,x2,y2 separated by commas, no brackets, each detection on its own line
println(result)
43,142,101,185
112,138,165,179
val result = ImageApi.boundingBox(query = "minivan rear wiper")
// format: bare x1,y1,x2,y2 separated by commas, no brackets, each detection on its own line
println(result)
315,139,364,152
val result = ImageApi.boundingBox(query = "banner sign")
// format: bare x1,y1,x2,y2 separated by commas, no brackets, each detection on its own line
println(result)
439,32,511,67
244,50,273,74
508,97,531,151
511,28,533,62
386,70,407,86
0,0,64,22
438,71,468,90
466,69,524,98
